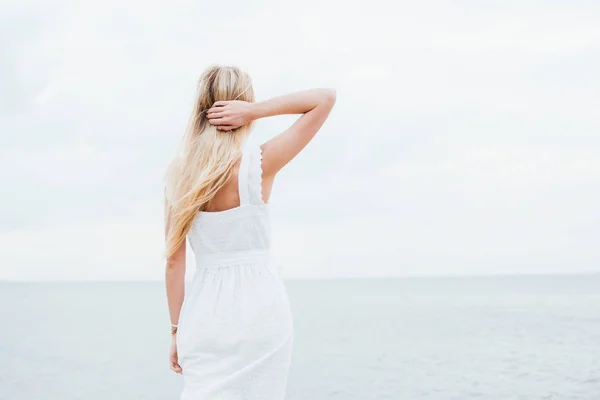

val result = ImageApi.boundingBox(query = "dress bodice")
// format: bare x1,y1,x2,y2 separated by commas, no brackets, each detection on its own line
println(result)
187,144,270,266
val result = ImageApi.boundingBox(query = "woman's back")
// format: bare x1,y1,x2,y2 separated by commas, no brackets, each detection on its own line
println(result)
187,143,271,260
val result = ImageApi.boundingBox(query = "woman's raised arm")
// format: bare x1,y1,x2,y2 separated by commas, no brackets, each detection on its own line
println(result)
207,88,336,176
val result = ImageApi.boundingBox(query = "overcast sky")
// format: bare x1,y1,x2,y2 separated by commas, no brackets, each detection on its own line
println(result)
1,0,599,281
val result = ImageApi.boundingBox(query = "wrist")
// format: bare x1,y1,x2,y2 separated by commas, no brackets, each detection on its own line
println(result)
248,101,264,121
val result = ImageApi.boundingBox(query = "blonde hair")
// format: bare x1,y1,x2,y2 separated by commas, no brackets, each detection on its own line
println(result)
164,65,255,259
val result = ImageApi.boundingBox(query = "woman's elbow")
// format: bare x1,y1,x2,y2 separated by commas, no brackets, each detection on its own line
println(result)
166,254,185,273
323,88,337,106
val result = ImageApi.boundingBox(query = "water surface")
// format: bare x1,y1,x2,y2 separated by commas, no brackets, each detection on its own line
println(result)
1,275,599,399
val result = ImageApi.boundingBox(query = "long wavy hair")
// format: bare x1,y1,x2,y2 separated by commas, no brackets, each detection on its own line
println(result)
164,65,255,259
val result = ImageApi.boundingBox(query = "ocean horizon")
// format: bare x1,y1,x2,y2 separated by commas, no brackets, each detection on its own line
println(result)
1,273,599,399
3,271,599,283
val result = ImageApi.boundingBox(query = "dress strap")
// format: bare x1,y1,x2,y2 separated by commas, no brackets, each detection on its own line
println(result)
238,147,251,205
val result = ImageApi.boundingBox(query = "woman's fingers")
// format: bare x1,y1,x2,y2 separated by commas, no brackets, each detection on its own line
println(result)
207,114,227,122
208,117,228,125
170,358,182,374
208,118,239,130
207,101,230,115
207,112,226,119
171,363,182,374
207,101,241,131
206,108,227,117
206,115,236,130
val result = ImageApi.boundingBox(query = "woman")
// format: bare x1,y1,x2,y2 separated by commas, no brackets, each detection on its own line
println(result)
164,65,336,399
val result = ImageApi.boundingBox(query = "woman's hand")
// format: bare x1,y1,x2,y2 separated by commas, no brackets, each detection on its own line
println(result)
206,100,255,131
169,334,182,374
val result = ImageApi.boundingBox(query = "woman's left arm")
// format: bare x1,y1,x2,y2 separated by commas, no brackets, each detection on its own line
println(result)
165,203,185,374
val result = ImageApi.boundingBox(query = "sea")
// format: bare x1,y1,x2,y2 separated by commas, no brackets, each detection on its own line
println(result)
1,274,599,400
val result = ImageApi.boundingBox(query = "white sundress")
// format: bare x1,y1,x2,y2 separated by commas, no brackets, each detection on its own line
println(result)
176,143,294,400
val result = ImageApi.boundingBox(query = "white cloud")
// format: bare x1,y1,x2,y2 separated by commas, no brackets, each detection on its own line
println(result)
1,0,599,280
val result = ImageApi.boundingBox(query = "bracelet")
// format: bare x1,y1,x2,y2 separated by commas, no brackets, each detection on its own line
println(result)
170,323,178,335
